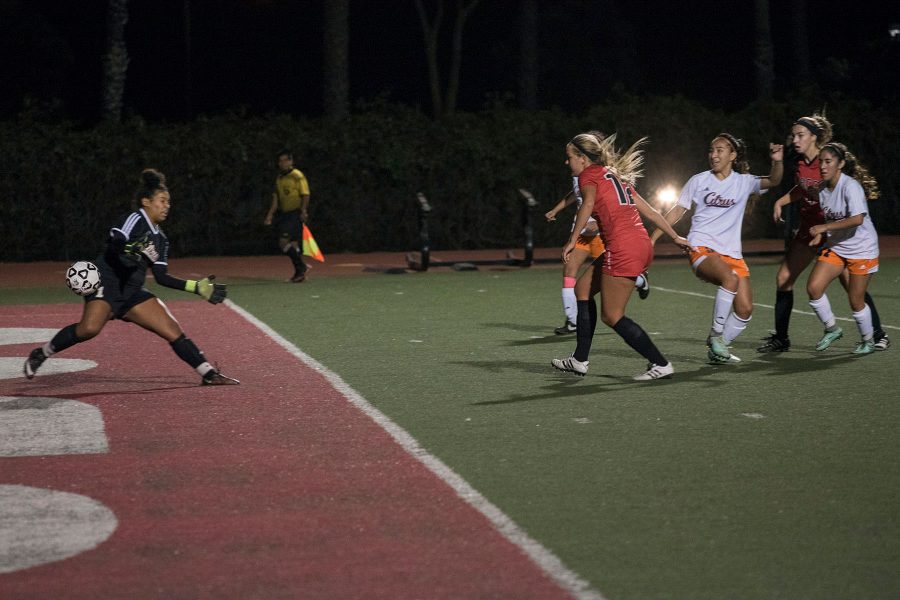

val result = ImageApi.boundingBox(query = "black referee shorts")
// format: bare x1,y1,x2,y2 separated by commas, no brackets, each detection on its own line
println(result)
275,211,303,243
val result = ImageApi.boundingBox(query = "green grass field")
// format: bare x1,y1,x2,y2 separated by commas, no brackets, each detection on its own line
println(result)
6,258,899,599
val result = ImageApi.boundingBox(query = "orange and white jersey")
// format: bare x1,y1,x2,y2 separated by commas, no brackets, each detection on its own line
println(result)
571,176,599,236
818,174,879,259
677,170,762,259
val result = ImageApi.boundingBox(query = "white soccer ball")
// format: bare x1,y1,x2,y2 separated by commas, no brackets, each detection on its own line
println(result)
65,260,101,296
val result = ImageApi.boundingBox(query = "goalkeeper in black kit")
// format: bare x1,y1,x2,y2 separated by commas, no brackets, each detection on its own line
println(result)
23,169,239,385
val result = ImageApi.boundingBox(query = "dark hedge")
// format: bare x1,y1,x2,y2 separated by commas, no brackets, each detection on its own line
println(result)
1,92,896,262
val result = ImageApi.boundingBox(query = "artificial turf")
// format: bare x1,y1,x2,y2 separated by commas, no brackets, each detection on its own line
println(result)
5,259,899,598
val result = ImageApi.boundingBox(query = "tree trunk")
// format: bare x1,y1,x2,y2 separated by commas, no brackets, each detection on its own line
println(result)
324,0,350,118
414,0,444,117
183,0,193,118
444,0,481,115
101,0,129,123
753,0,774,100
788,0,811,85
518,0,538,110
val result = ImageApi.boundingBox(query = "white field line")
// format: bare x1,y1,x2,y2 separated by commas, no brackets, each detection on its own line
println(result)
654,286,899,330
225,300,605,600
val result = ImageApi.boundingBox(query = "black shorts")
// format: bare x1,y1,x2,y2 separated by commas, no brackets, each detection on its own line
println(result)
85,275,156,320
275,211,302,243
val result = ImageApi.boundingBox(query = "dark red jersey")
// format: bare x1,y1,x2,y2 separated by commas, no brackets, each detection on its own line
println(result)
790,156,824,226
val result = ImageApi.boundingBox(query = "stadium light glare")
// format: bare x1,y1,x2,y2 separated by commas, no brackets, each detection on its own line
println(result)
655,185,679,208
889,24,900,39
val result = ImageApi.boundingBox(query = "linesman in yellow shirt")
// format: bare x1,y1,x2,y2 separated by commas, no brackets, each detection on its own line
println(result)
264,149,311,282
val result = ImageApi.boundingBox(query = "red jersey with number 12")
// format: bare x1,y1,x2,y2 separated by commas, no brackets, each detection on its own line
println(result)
578,164,649,254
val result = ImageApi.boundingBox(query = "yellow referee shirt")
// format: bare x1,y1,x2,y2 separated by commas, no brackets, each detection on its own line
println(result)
275,169,310,213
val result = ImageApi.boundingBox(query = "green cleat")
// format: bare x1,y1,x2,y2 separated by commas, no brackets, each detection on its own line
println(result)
815,327,843,351
708,335,731,360
852,339,875,355
707,348,741,364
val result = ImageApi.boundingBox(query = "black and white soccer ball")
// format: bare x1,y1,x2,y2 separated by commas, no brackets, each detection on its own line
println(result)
65,260,101,296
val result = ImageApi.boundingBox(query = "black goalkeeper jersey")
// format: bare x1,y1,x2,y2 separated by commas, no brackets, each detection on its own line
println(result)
97,209,185,292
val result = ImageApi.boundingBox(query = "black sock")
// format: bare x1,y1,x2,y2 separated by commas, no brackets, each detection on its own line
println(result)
286,246,307,274
573,300,593,362
864,292,884,338
588,298,597,337
170,334,206,368
774,290,793,339
612,316,667,366
48,324,82,355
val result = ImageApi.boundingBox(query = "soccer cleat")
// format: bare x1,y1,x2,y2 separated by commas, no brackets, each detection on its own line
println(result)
708,335,730,360
756,334,790,353
852,340,875,355
202,370,240,385
554,320,577,335
707,348,742,364
637,271,650,300
23,348,47,379
290,271,307,283
815,327,843,351
874,334,891,351
633,362,674,380
551,356,589,376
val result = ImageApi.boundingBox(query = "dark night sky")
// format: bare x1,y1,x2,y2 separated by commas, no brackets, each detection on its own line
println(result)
2,0,898,122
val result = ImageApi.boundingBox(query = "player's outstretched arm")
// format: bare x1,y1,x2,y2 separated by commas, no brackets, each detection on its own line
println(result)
645,200,688,246
191,275,227,304
772,191,795,223
760,143,784,190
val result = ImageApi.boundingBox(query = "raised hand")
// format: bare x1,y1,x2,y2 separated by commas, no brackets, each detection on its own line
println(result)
196,275,227,304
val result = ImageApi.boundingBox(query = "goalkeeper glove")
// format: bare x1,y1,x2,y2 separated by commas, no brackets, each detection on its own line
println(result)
119,241,144,268
122,235,158,264
193,275,227,304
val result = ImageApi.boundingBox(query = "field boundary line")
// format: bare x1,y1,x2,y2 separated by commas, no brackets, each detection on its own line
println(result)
654,286,898,331
225,300,606,600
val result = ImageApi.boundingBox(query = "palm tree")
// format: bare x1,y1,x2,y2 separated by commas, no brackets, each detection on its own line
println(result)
788,0,812,85
753,0,774,100
101,0,129,123
183,0,193,118
324,0,349,118
518,0,538,110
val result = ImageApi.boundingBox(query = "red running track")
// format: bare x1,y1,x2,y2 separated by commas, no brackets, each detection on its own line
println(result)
0,301,583,599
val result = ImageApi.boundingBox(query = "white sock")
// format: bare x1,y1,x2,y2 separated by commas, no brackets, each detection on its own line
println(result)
42,341,55,357
562,287,577,323
723,313,751,345
195,362,215,377
852,305,874,341
809,295,836,329
635,274,645,288
712,287,736,335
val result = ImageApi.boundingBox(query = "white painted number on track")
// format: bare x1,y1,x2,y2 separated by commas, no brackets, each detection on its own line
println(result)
0,327,116,574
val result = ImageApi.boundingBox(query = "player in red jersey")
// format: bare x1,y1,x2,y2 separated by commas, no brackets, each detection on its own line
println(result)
760,114,889,352
551,132,691,381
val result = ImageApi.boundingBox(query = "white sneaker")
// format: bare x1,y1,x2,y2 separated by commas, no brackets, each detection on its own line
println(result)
551,356,589,376
633,362,674,380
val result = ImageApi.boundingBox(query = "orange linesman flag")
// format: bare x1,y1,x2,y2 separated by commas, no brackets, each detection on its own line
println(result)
302,224,325,262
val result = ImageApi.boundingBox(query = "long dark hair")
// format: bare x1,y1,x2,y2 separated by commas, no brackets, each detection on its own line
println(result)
820,142,880,201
